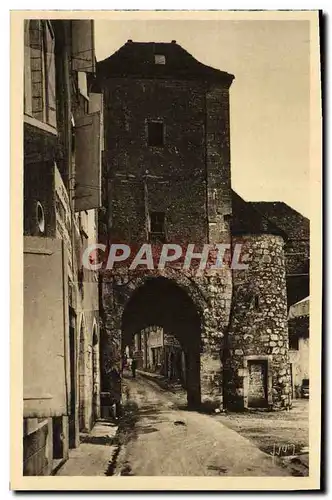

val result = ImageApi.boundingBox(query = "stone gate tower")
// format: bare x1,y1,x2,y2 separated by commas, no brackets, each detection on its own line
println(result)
95,40,292,410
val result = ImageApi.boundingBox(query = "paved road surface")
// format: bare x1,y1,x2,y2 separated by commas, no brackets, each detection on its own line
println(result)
116,374,290,476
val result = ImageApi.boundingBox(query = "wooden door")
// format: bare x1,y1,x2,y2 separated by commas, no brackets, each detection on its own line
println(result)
248,360,268,408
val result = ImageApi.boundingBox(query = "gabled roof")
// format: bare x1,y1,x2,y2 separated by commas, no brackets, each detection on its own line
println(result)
96,40,234,86
250,202,309,241
231,191,287,239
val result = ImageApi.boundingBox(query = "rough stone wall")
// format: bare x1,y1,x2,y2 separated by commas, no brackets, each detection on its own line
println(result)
102,78,233,248
226,234,291,410
206,86,232,244
99,75,234,407
250,201,310,308
24,160,57,238
103,78,207,245
285,239,310,307
289,338,309,398
101,266,232,408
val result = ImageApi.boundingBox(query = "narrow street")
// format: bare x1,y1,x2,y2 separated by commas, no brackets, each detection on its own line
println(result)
115,373,290,477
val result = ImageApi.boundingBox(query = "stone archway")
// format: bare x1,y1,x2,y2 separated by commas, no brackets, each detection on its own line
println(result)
121,276,203,407
101,267,232,409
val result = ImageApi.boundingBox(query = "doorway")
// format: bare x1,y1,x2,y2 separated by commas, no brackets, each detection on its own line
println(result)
248,360,268,408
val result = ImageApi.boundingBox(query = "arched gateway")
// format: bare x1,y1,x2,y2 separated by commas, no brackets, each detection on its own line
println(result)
122,277,202,407
101,269,229,409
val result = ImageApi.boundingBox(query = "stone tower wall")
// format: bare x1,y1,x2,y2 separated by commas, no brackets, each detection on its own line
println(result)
225,234,291,410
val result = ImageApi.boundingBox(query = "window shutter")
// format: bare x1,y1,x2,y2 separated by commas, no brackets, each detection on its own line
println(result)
24,21,32,115
74,111,101,211
78,71,89,100
71,20,96,73
24,237,70,418
88,93,104,151
88,93,102,113
44,22,56,128
29,20,44,122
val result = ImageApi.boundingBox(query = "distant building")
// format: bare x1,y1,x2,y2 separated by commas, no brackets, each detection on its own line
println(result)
23,19,103,475
95,41,309,411
288,297,310,398
132,327,186,383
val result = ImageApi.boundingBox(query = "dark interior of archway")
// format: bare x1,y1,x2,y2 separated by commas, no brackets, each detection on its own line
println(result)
121,277,202,407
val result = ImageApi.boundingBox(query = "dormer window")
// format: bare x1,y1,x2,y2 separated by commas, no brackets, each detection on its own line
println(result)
154,54,166,65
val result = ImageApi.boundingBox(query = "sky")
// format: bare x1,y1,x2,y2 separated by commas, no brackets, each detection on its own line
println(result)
95,20,310,217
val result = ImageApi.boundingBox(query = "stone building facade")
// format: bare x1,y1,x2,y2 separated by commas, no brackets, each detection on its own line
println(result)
131,326,186,383
288,297,310,398
95,40,306,412
23,19,102,475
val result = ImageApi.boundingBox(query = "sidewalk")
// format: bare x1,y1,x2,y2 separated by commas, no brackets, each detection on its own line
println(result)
55,420,119,476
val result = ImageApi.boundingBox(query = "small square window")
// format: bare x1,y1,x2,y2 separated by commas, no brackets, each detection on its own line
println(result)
154,54,166,65
150,212,166,243
147,121,164,147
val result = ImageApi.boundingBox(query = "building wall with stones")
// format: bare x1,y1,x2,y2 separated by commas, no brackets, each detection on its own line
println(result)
251,202,310,308
100,78,233,247
288,315,309,398
226,234,291,410
96,41,234,409
96,41,293,412
101,267,233,408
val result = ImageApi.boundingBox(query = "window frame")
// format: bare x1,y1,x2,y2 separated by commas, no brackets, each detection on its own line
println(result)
146,120,165,148
154,54,166,65
149,211,166,243
24,20,57,129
